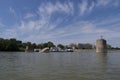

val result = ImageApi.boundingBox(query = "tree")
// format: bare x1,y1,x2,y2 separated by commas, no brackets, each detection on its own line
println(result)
37,44,43,49
26,42,32,46
32,43,37,48
42,43,48,48
0,38,5,51
47,41,55,48
57,44,65,49
5,39,19,51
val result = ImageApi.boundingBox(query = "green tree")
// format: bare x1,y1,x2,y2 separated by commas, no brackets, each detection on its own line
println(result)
32,43,37,48
37,44,43,49
0,38,5,51
42,43,48,48
47,41,55,48
57,44,65,49
5,39,19,51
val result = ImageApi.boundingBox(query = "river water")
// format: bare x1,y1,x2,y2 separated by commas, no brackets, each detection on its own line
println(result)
0,51,120,80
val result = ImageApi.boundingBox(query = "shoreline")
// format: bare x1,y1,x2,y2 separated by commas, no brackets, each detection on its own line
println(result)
0,49,120,53
74,49,95,52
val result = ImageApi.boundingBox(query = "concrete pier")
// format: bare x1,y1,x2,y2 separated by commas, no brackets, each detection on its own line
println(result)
96,37,107,53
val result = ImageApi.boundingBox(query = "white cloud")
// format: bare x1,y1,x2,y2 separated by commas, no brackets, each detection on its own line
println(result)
78,0,95,15
54,21,110,37
97,0,110,6
96,0,119,7
0,29,17,38
24,13,35,19
10,1,74,42
88,1,95,12
19,20,108,43
78,0,120,15
9,14,120,44
78,0,96,15
9,7,16,16
26,0,119,44
38,1,74,17
79,0,88,15
0,1,120,46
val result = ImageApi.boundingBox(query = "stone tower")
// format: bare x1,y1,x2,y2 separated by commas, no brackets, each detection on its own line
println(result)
96,36,107,53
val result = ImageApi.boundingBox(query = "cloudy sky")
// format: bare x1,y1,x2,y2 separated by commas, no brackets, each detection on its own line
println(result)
0,0,120,47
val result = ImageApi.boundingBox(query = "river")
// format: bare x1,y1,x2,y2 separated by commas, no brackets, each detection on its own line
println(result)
0,51,120,80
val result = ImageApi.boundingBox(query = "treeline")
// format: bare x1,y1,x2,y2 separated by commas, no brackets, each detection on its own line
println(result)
0,38,94,51
0,38,25,51
0,38,119,51
0,38,57,51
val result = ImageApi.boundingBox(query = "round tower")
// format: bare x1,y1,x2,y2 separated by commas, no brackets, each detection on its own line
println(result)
96,36,107,53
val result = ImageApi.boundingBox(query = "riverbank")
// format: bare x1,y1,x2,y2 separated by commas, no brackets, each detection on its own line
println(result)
75,49,120,53
74,49,95,52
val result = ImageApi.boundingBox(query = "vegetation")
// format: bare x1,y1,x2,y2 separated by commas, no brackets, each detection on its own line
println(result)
47,41,55,48
0,38,119,52
57,44,65,49
0,38,20,51
77,43,93,49
0,38,23,51
0,38,57,51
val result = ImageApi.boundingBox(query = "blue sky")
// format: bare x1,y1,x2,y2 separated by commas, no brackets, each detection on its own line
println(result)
0,0,120,47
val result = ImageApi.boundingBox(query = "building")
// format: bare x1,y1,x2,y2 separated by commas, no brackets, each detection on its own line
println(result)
96,36,107,53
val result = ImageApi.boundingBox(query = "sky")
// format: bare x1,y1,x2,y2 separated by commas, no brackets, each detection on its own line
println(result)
0,0,120,47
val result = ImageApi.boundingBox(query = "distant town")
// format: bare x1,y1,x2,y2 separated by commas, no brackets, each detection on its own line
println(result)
0,38,120,52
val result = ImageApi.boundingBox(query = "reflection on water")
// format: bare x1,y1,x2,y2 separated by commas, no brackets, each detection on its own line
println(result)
96,52,107,64
0,52,120,80
96,52,108,75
